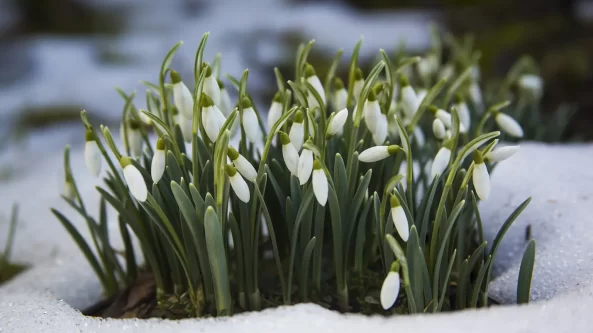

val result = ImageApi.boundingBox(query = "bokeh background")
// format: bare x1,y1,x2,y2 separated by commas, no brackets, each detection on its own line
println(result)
0,0,591,175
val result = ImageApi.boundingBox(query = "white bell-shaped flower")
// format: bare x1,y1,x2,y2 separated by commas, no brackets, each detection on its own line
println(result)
469,82,483,108
470,65,481,81
172,107,181,125
170,70,194,119
438,63,455,80
240,97,262,144
63,179,75,200
280,132,299,175
267,92,284,131
429,106,451,128
121,156,147,202
518,74,543,99
84,130,102,177
352,68,364,102
305,89,320,116
432,118,446,140
226,164,250,203
333,78,348,112
128,121,143,158
495,112,524,138
201,93,226,142
305,64,326,105
179,115,193,143
417,89,428,104
412,126,425,147
431,139,453,180
472,150,490,200
372,113,388,145
312,160,328,206
454,95,470,133
380,270,401,310
359,145,401,163
390,194,409,242
203,64,221,106
228,146,257,183
289,110,305,151
151,138,166,183
363,90,381,133
327,108,348,137
297,148,313,185
218,80,233,117
400,76,419,118
486,145,520,162
138,108,153,125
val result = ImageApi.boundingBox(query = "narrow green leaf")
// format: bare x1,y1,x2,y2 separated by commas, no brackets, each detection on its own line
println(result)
300,237,317,301
517,239,536,304
204,207,231,316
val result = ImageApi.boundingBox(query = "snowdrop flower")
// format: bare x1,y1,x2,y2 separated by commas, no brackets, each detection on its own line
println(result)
390,194,409,242
518,74,543,99
494,112,524,138
380,268,401,310
305,63,325,105
179,114,193,143
138,109,153,125
412,126,425,147
418,54,437,78
128,120,143,158
430,139,453,180
120,156,147,202
312,160,328,206
363,89,381,132
201,93,226,142
453,95,470,133
399,75,419,118
226,164,250,203
203,64,221,106
241,97,262,144
444,130,452,140
469,82,483,108
373,112,388,145
172,106,181,125
227,147,257,183
151,138,166,183
417,89,428,104
170,70,194,119
432,118,446,140
84,130,102,177
218,80,233,117
279,132,299,175
333,77,348,112
267,91,284,131
289,110,305,151
327,108,348,137
438,63,455,80
353,68,364,102
305,89,320,116
470,65,481,81
359,145,401,163
297,147,314,185
63,179,75,200
472,150,490,200
485,145,520,162
428,106,451,127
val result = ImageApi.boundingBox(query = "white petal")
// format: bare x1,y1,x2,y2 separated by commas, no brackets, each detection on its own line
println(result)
85,141,102,176
380,271,400,310
312,169,328,206
242,107,262,144
363,100,380,132
289,122,304,151
353,79,364,101
297,149,313,185
230,173,250,203
307,75,326,104
372,114,388,145
469,82,483,107
124,165,147,202
219,88,233,116
234,155,257,183
359,146,389,163
518,74,543,98
203,106,223,142
391,206,409,242
432,118,446,140
204,75,221,106
282,143,299,175
173,82,194,119
179,115,193,143
486,145,520,162
129,129,143,158
417,89,427,103
151,150,166,183
435,109,452,128
402,86,418,117
139,111,153,125
333,89,348,112
473,162,491,200
413,126,425,147
63,181,75,200
431,147,451,180
455,103,471,133
267,102,283,131
496,113,524,138
439,64,454,80
327,108,348,136
387,113,399,137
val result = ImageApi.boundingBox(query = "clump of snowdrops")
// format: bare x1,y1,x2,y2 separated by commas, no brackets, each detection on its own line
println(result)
53,31,537,317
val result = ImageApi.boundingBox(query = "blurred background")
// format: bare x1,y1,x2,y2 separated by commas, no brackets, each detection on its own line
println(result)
0,0,591,171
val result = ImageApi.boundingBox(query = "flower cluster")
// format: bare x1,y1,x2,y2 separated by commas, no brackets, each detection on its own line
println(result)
56,31,536,318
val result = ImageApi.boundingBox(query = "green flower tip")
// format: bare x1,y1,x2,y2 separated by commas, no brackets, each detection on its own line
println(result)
304,63,316,78
119,156,132,168
273,91,283,103
240,96,252,109
334,77,345,90
398,75,409,87
387,145,400,155
85,129,95,142
156,137,166,150
390,194,401,208
427,105,438,114
454,93,465,103
172,106,179,115
367,89,377,102
279,132,291,145
473,150,484,164
225,164,237,177
227,146,239,160
443,137,454,150
354,67,363,81
294,110,304,123
217,79,225,89
313,159,323,170
129,119,141,130
203,63,213,77
200,93,215,108
372,82,383,95
170,70,182,84
390,260,400,273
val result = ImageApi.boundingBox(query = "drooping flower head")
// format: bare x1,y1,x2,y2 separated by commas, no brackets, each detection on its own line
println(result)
84,129,102,177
